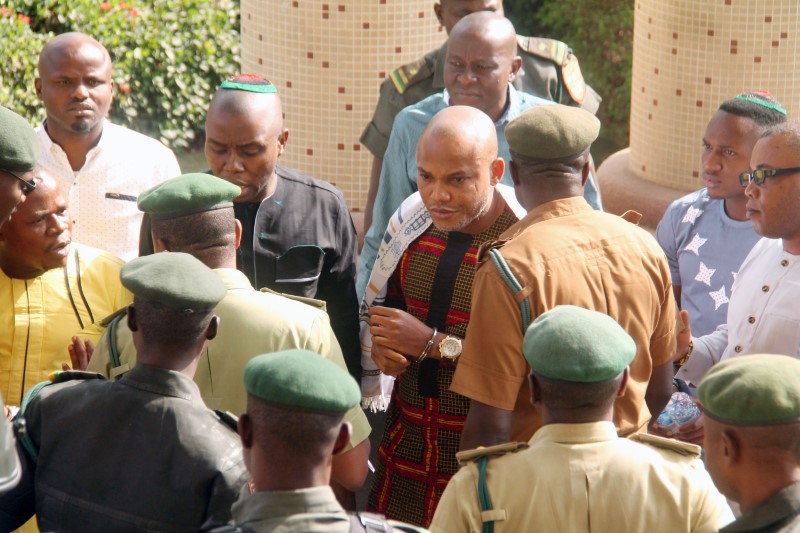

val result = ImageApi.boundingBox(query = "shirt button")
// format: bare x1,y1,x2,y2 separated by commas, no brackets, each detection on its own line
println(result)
782,259,789,267
735,345,742,353
762,285,770,292
748,316,756,324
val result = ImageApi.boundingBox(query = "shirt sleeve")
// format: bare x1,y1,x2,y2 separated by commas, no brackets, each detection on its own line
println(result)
429,465,480,533
450,263,528,410
655,202,682,287
676,326,729,385
649,253,678,368
359,78,406,159
315,193,361,381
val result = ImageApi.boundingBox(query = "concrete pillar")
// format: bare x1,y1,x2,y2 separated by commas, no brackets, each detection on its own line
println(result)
240,1,446,211
599,0,800,228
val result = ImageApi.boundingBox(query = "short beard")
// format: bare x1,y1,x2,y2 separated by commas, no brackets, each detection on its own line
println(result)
432,189,494,232
70,119,95,133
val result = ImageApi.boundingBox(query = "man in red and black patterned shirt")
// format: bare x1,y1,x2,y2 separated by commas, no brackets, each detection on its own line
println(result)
362,105,523,527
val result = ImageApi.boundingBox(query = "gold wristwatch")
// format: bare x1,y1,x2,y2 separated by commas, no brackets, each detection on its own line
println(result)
439,336,462,362
676,339,693,367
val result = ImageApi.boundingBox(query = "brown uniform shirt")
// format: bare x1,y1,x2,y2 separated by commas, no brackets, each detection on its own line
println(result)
450,197,677,441
360,38,602,159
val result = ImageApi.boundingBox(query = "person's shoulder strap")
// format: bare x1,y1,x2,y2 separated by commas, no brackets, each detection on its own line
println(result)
629,432,702,458
389,54,433,95
14,371,106,461
487,248,530,332
453,443,528,533
348,511,429,532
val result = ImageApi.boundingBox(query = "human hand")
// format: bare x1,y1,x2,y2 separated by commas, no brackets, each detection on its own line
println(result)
369,306,433,357
64,336,94,371
371,343,410,377
675,310,692,362
672,414,704,446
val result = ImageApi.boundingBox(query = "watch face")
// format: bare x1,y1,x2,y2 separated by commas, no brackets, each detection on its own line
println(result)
441,336,462,359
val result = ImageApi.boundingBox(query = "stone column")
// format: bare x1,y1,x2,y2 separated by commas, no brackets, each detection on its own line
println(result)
240,1,445,211
599,0,800,228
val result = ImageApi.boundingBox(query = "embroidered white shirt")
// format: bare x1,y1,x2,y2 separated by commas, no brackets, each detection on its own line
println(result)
36,120,181,260
678,237,800,384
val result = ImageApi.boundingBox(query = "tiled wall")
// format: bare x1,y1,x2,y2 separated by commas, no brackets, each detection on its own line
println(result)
630,0,800,191
241,0,446,210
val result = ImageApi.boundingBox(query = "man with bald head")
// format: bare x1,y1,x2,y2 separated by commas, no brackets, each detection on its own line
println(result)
204,75,361,380
0,173,129,405
361,105,524,526
360,0,602,235
357,12,601,299
453,104,676,451
35,32,180,260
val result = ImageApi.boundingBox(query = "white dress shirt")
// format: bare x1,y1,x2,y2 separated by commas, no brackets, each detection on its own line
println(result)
36,120,181,260
678,237,800,384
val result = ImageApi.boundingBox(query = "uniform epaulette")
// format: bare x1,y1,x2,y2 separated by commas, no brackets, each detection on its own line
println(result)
629,432,702,458
456,441,529,467
620,210,643,225
389,56,432,95
15,371,106,461
99,306,128,327
259,287,328,312
214,410,239,431
517,36,571,66
476,239,508,264
517,35,588,105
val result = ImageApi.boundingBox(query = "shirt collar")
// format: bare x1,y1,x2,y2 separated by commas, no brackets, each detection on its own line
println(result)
531,421,619,446
500,196,593,240
721,481,800,531
40,118,110,160
120,364,203,402
233,486,344,525
213,267,254,291
442,85,519,127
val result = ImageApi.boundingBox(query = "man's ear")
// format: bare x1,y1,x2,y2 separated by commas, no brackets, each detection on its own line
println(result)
234,219,242,250
35,78,43,100
238,413,253,449
721,429,741,464
206,316,220,341
433,2,444,27
332,422,352,456
490,157,505,186
277,129,289,158
126,304,138,332
153,237,169,253
509,56,523,81
580,158,590,187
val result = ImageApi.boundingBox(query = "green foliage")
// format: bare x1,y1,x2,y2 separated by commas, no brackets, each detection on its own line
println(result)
505,0,633,142
0,0,240,150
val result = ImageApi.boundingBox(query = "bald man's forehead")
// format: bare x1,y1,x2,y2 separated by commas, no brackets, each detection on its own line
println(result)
40,34,111,66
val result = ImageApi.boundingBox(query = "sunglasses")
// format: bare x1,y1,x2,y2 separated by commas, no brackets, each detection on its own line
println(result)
2,169,36,195
738,167,800,187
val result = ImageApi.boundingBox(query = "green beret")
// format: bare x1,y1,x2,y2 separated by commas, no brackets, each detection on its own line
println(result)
121,252,226,310
244,349,360,413
698,354,800,426
0,106,39,172
523,305,636,382
505,104,600,162
138,173,241,221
